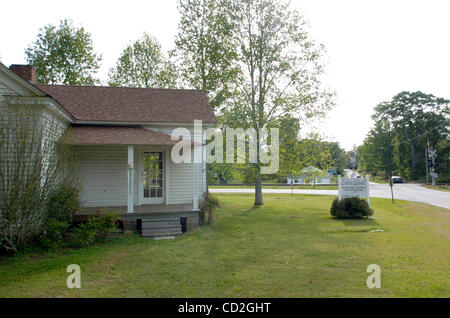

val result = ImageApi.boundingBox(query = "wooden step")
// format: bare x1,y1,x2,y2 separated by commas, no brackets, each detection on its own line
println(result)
142,225,181,233
142,233,181,238
140,217,182,237
142,219,180,228
142,217,180,222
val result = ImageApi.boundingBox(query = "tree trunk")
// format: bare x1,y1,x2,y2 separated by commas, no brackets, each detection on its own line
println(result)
254,178,264,206
410,143,416,179
254,128,264,206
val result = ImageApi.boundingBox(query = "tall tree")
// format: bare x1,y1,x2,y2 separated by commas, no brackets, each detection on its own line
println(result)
25,19,102,85
358,118,392,180
108,33,176,88
228,0,334,206
172,0,239,111
372,91,449,180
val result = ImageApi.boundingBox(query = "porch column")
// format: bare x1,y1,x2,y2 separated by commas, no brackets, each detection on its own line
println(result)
192,162,199,211
127,145,134,213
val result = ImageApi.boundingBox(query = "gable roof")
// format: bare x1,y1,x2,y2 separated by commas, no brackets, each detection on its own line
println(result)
35,84,217,124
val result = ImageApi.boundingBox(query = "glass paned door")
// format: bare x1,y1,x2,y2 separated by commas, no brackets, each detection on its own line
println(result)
142,151,164,203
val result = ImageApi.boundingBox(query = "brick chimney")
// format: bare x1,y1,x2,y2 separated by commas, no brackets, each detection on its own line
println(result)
9,64,36,84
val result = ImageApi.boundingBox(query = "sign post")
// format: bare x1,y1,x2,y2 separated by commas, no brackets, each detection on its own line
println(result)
366,175,370,207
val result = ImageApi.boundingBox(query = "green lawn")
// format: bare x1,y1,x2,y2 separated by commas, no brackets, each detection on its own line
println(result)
209,185,338,190
0,194,448,297
422,184,450,192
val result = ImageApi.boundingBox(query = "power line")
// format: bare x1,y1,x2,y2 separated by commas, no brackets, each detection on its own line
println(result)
379,124,445,150
371,124,446,168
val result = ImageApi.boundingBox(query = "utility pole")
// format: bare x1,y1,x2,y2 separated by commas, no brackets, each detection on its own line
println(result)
351,144,357,178
426,137,430,184
425,146,429,184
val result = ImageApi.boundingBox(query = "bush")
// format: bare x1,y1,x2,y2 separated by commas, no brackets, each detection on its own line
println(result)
70,213,118,248
47,185,80,223
89,213,119,238
330,197,374,219
201,191,220,225
70,222,97,248
39,219,70,250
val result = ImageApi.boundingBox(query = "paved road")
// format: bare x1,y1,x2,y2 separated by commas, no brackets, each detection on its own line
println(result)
210,183,450,209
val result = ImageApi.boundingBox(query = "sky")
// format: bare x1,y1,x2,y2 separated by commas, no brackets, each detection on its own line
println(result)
1,0,449,150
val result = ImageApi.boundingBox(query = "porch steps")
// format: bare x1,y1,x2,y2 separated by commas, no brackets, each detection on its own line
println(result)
141,218,182,237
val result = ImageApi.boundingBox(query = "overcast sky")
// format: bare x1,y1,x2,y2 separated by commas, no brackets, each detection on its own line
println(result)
1,0,449,150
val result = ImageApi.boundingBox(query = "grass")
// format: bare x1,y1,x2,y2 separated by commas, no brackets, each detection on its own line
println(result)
0,194,448,297
422,184,450,192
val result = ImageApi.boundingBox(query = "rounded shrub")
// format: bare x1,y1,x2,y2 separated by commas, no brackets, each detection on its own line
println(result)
47,184,80,223
330,197,374,219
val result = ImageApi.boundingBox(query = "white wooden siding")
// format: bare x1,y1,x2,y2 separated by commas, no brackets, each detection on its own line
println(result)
76,145,141,207
167,161,203,204
0,81,17,96
146,125,206,204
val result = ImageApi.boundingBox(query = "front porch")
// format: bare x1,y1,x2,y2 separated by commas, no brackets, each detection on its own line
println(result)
78,203,201,235
65,126,205,209
79,203,194,215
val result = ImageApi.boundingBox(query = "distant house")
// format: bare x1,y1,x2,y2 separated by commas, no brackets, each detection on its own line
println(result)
287,166,331,185
0,63,216,235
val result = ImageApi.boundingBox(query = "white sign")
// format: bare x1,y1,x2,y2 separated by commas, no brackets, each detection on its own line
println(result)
338,175,370,207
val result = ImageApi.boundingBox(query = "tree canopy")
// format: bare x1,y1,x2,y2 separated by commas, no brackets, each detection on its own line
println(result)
108,33,177,88
172,0,240,111
25,19,102,85
359,91,450,182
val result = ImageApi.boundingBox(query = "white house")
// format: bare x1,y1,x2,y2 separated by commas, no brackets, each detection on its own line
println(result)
0,63,216,235
287,166,332,185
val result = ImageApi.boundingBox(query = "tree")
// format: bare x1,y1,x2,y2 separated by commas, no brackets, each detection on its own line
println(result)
0,98,77,252
172,0,240,111
325,141,348,176
228,0,334,206
276,115,302,185
278,134,333,194
359,91,449,181
358,118,391,180
25,19,102,85
297,136,333,184
207,162,235,184
435,139,450,182
108,33,177,88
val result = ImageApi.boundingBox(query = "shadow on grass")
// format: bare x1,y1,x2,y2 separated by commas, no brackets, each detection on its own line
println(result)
333,217,380,227
244,205,265,213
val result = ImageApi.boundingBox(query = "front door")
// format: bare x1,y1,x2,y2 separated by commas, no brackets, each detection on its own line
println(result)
141,150,165,204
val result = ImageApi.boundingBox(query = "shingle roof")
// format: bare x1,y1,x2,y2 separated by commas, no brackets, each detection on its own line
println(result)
35,84,217,123
61,126,179,145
